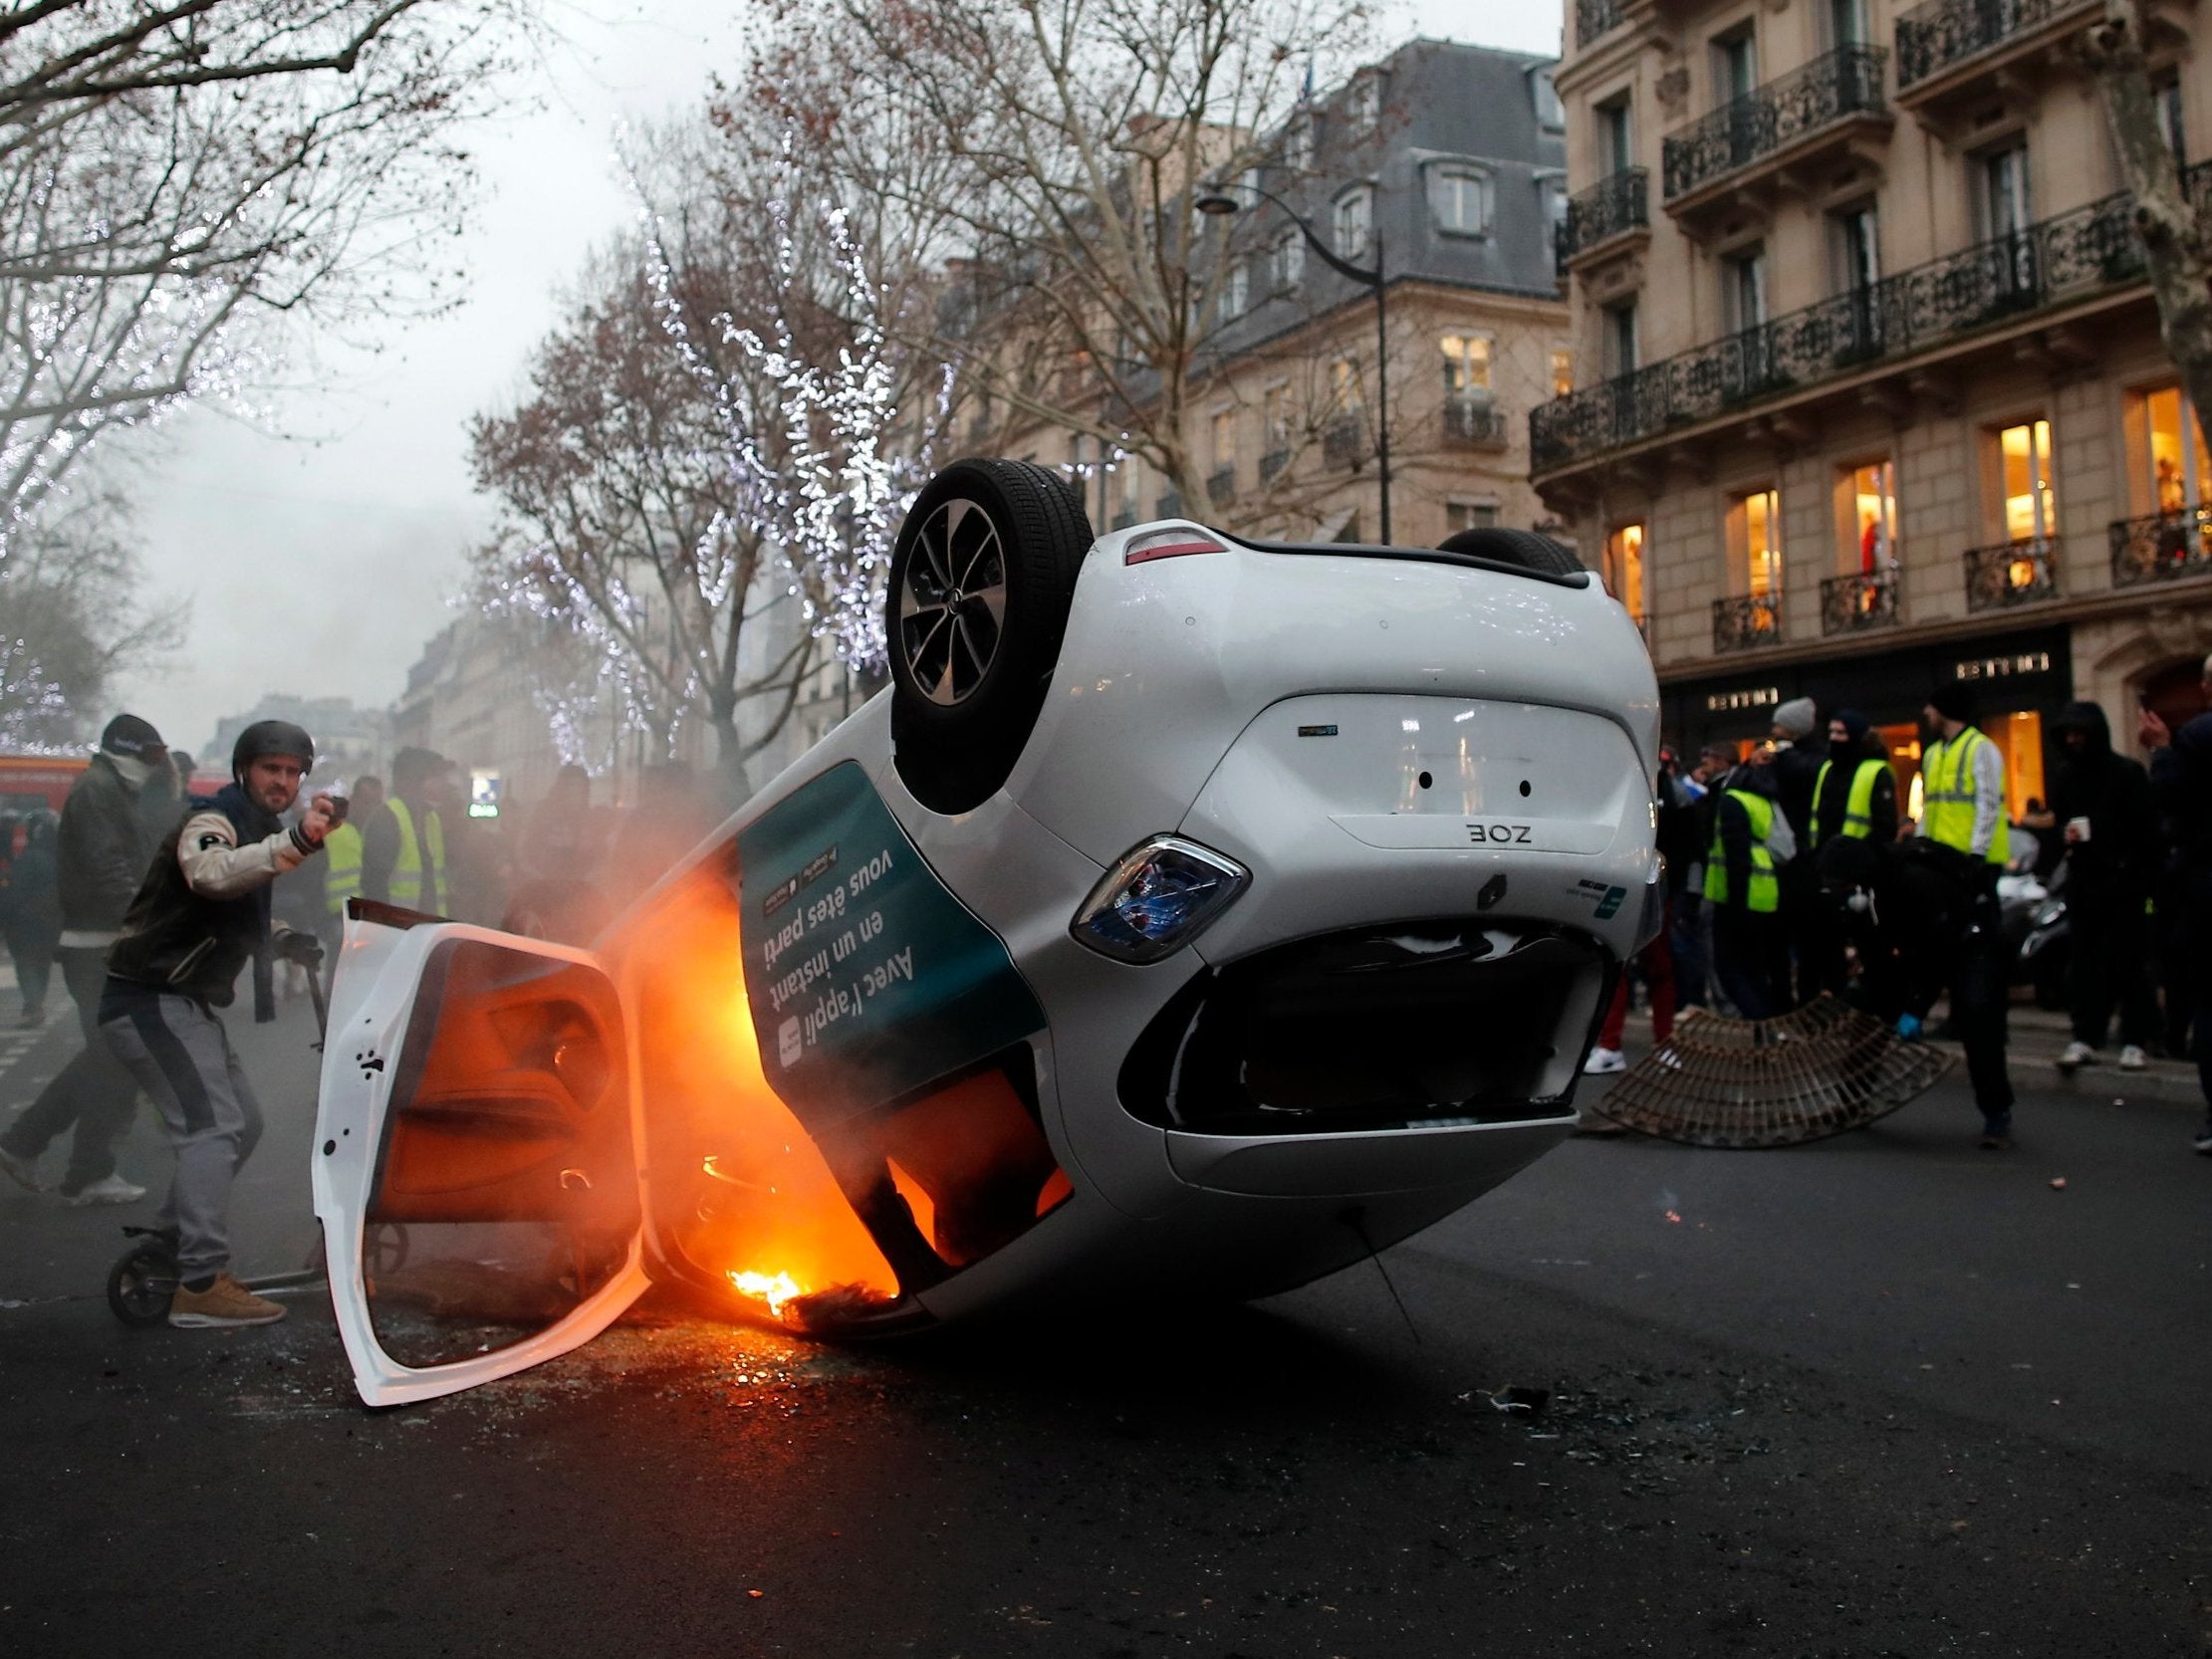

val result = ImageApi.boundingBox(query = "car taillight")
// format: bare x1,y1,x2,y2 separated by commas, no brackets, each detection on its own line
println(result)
1123,529,1227,566
1071,835,1250,963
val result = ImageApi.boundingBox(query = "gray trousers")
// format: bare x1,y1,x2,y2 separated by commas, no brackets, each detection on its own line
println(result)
99,983,264,1283
0,946,140,1193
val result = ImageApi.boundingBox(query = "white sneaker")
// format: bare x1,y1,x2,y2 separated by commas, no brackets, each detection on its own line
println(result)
64,1173,146,1207
2118,1045,2148,1071
1582,1047,1627,1075
2057,1041,2096,1072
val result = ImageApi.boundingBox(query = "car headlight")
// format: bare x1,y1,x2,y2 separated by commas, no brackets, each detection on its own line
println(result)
1071,835,1250,963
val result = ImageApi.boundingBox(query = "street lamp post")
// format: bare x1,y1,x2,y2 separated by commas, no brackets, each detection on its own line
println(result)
1197,181,1390,544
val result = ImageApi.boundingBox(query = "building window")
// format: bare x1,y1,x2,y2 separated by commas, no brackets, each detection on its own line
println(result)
2139,385,2209,512
1993,418,2057,544
1271,231,1305,292
1602,300,1637,376
1598,99,1633,175
1441,333,1492,398
1714,29,1757,105
1332,356,1362,412
1832,204,1879,293
1428,165,1492,236
1604,523,1646,623
1544,178,1569,265
1551,348,1575,397
1262,382,1293,450
1842,460,1897,571
1211,407,1239,474
1532,68,1567,132
1447,501,1501,535
1281,113,1314,173
2155,74,2185,158
1977,139,2032,241
1347,73,1380,133
1216,261,1249,323
1828,0,1867,46
1723,245,1768,333
1727,486,1783,595
1333,186,1373,261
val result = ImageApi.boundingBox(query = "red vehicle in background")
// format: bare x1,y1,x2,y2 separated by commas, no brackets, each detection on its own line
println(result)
0,753,91,817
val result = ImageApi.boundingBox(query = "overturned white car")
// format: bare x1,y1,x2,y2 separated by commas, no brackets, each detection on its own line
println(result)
313,459,1660,1405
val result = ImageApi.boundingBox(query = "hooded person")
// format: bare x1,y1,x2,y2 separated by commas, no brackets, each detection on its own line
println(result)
1702,755,1791,1021
97,719,336,1328
2047,700,2160,1072
0,714,175,1204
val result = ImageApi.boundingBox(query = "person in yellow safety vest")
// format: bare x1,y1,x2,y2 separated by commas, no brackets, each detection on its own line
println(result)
1916,684,2009,868
360,747,451,917
1701,764,1791,1020
1800,710,1900,998
318,775,382,966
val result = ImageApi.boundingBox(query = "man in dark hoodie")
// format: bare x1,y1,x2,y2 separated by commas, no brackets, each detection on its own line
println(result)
2047,700,2160,1073
2141,653,2212,1154
98,720,333,1327
0,714,175,1203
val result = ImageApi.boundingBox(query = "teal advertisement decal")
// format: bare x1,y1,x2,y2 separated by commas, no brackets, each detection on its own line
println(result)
737,762,1045,1132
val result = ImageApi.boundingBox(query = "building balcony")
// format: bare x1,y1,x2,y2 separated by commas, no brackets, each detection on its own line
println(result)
1712,593,1784,654
1323,415,1365,469
1557,168,1648,270
1660,46,1890,227
1576,0,1624,49
1964,539,2060,611
1259,446,1290,482
1207,466,1236,506
1155,489,1183,519
1820,569,1900,635
2110,503,2212,588
1533,159,2211,479
1442,395,1509,447
1894,0,2098,130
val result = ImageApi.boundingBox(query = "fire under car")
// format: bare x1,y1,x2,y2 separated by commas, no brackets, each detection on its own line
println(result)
314,458,1661,1406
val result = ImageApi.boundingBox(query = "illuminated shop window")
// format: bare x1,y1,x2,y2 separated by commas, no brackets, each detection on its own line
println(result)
1728,486,1783,595
1996,418,2056,545
2142,385,2209,512
1551,349,1575,397
1441,334,1492,397
1845,460,1896,571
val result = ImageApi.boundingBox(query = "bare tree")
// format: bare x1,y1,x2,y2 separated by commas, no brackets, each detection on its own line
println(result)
749,0,1373,521
2087,0,2212,440
469,123,953,796
0,485,182,749
0,0,521,550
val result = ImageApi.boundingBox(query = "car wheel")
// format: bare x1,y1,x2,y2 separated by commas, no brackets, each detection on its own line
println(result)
888,458,1093,813
1437,526,1584,578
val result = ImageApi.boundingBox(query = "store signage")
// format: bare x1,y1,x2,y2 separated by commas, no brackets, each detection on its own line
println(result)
1704,686,1780,712
1952,651,2053,682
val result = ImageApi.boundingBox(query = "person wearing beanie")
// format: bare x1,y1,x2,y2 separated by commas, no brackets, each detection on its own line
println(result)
1912,684,2017,1147
0,713,175,1204
1751,696,1823,1004
99,718,335,1327
1771,698,1817,741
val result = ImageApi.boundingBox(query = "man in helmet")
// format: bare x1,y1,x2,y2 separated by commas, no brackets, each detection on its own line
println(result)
97,720,336,1328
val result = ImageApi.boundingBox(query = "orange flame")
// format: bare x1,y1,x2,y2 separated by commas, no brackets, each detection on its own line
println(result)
726,1269,807,1321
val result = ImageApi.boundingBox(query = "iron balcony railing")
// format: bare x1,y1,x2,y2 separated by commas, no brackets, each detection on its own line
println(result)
1662,46,1887,201
1557,168,1648,265
1895,0,2096,89
1259,446,1290,481
2110,503,2212,588
1323,414,1364,469
1577,0,1624,48
1964,539,2060,610
1713,593,1784,653
1532,159,2212,474
1443,395,1509,446
1820,568,1900,634
1207,466,1236,506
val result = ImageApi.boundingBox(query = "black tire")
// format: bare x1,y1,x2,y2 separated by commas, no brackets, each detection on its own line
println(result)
107,1245,177,1327
887,457,1094,813
1437,526,1585,577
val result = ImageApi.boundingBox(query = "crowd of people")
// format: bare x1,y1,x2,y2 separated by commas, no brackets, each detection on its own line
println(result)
1586,660,2212,1158
0,714,727,1329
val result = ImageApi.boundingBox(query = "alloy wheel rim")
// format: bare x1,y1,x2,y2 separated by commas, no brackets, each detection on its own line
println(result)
897,497,1009,707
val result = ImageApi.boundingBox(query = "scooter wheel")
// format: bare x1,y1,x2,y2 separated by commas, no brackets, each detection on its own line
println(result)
107,1246,178,1327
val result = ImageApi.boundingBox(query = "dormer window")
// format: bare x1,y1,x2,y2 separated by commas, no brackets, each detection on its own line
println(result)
1333,185,1373,261
1428,165,1492,237
1347,73,1380,133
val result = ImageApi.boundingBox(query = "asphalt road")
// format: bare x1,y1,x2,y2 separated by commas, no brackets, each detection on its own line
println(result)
1,997,2206,1658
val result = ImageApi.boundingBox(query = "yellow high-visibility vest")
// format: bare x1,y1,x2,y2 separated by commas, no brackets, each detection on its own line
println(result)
383,799,450,915
1702,788,1781,912
323,821,365,915
1812,758,1888,844
1922,729,2009,865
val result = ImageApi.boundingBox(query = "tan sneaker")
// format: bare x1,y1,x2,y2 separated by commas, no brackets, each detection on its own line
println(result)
167,1272,286,1328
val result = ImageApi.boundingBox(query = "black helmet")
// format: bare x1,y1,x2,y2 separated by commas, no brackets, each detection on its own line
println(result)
231,719,315,781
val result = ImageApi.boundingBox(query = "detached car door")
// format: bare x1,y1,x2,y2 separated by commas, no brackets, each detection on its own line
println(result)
314,914,649,1406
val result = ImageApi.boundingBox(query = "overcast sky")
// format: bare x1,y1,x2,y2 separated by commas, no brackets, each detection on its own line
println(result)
111,0,1565,759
